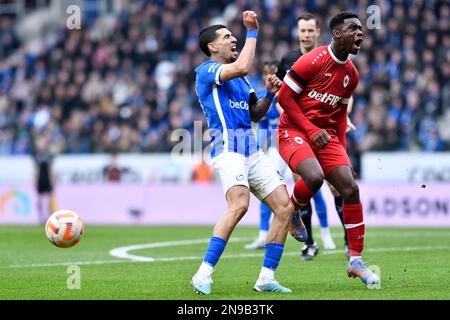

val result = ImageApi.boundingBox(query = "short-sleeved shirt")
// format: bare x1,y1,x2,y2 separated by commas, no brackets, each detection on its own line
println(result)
195,60,259,157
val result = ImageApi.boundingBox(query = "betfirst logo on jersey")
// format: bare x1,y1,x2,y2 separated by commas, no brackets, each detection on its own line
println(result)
307,89,342,106
229,99,249,110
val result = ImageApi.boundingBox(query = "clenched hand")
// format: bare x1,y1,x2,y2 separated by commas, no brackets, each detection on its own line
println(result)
312,130,331,148
265,75,282,95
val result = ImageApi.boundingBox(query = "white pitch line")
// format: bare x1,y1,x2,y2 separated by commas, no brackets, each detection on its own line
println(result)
114,245,450,262
5,244,450,269
7,259,127,268
108,236,254,262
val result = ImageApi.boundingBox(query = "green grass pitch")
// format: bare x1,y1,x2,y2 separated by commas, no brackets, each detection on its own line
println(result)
0,225,449,300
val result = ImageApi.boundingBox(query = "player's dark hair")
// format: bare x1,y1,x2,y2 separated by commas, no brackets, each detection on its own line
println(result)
297,13,320,28
261,60,279,73
198,24,227,57
329,11,359,31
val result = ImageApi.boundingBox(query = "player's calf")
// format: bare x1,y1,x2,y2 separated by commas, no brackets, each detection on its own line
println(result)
291,179,317,210
338,181,360,204
343,203,365,257
290,160,324,210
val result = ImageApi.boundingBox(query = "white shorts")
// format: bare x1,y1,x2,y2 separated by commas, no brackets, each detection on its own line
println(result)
211,150,285,201
267,146,288,179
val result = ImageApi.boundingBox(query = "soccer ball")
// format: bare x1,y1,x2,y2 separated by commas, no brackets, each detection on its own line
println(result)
45,210,84,248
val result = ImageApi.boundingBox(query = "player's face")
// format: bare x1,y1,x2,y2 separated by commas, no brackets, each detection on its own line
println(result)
340,18,364,54
211,28,238,62
297,19,319,51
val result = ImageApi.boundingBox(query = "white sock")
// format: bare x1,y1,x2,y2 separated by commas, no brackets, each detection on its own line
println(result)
321,227,330,235
349,256,362,263
197,262,214,277
258,266,275,282
258,230,268,240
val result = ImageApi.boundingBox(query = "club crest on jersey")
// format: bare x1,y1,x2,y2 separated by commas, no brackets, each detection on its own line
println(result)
343,75,349,88
294,137,303,144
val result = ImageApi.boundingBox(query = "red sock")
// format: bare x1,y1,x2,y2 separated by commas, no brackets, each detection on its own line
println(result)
291,179,315,210
343,203,365,256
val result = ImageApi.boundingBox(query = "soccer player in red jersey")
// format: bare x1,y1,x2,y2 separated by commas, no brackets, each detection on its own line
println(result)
276,12,380,286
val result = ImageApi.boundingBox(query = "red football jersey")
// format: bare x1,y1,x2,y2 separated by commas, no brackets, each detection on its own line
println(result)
278,44,359,143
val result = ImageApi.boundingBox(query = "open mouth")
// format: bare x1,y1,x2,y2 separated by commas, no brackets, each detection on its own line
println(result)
354,38,363,49
231,45,237,53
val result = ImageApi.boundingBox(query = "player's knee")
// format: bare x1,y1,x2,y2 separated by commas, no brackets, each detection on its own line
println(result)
305,171,324,192
340,181,360,202
228,200,249,221
281,206,294,225
274,202,293,222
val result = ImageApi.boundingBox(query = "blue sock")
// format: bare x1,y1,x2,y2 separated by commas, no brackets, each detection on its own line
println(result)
203,236,227,267
260,202,271,232
313,189,328,228
262,243,284,270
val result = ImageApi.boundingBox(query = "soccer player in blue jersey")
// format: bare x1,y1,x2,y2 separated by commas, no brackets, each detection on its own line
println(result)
191,11,306,294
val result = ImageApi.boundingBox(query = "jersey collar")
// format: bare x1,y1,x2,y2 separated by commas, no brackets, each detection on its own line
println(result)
328,44,347,64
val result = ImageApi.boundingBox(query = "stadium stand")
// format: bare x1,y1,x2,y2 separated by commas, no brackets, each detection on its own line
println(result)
0,0,448,175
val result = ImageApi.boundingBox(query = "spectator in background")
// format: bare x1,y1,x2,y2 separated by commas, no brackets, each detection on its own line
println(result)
192,159,214,184
103,153,125,182
0,0,448,163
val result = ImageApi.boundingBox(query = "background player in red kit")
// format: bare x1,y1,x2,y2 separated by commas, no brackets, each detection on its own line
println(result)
277,12,380,286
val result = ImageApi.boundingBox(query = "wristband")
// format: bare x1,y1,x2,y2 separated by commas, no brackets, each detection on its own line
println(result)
246,29,258,39
265,90,275,100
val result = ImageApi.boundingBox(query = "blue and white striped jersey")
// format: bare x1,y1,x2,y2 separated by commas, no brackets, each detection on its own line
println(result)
195,60,259,157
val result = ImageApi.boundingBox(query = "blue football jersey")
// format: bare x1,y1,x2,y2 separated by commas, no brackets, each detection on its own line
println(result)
195,60,259,157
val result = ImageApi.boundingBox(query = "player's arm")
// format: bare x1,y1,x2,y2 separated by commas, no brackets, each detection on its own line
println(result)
336,105,348,150
275,101,284,114
219,11,259,82
275,55,290,80
346,96,356,132
249,75,282,122
277,60,331,148
347,96,354,114
274,50,297,111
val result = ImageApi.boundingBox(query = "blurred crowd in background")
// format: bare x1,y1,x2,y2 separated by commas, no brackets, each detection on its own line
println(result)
0,0,449,174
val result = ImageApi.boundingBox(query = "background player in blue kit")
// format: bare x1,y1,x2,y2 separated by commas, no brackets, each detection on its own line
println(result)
191,11,307,295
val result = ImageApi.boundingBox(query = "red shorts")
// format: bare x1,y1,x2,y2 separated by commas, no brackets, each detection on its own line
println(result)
275,127,351,176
